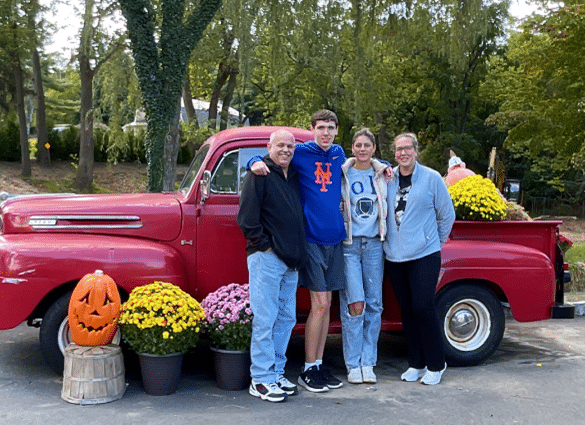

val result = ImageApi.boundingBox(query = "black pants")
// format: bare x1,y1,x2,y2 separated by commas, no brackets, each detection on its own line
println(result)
386,252,445,371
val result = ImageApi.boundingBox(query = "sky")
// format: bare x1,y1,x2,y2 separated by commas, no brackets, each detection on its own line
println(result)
42,0,122,59
509,0,542,22
42,1,79,58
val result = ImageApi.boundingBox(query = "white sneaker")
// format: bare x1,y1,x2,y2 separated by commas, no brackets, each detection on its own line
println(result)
401,367,427,382
276,375,298,395
421,363,447,386
361,366,377,383
347,367,363,384
249,379,287,402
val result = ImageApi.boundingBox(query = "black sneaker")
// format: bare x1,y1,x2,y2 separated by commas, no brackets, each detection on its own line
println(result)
319,366,343,389
249,379,288,402
277,375,299,395
298,365,329,393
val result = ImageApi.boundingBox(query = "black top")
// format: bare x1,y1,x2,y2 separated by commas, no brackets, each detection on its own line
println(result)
237,155,308,269
394,173,412,229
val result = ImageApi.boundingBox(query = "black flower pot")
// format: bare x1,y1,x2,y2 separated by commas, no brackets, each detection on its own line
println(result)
137,352,184,395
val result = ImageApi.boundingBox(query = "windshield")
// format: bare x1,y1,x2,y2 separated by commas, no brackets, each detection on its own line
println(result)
178,144,210,193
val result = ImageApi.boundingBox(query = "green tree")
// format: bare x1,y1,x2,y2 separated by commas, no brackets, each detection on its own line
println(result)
484,4,585,190
74,0,125,191
245,0,508,166
118,0,222,192
32,46,51,167
356,0,508,166
183,0,260,144
44,67,82,125
93,50,142,162
0,0,38,175
27,2,52,168
251,1,348,128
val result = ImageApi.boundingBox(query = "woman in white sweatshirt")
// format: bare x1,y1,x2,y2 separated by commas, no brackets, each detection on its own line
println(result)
340,128,388,385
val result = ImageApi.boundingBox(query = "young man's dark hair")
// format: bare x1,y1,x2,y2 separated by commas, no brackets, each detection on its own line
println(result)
311,109,338,128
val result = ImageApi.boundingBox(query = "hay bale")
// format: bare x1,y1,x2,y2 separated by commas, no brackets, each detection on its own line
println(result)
567,263,585,292
505,201,532,221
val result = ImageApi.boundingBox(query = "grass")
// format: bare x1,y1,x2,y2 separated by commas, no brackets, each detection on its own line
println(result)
24,174,114,195
565,243,585,263
565,244,585,292
25,177,72,193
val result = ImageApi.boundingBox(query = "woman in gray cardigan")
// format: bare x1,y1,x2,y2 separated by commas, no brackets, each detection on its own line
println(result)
384,133,455,385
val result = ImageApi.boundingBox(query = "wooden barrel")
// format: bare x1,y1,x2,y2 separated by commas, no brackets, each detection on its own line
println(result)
61,343,126,405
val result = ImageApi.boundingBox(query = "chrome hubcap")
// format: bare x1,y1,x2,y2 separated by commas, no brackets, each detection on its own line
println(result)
444,298,491,352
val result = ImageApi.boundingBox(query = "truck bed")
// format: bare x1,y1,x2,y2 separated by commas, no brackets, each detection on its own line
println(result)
449,220,561,262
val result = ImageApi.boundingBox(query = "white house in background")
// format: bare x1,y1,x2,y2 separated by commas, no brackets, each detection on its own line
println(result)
52,124,73,133
122,99,248,133
180,99,248,127
122,111,147,134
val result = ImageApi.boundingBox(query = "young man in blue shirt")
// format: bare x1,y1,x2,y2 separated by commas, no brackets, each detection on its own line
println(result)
250,110,346,392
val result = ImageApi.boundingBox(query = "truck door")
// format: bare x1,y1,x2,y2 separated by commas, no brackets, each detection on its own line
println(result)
195,146,267,297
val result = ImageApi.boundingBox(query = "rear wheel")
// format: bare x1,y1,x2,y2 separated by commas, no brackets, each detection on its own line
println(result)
436,284,505,366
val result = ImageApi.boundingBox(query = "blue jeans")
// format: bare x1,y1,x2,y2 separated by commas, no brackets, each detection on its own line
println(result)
340,237,384,370
247,251,298,383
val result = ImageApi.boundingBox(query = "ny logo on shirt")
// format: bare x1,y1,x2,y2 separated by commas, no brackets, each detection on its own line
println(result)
314,162,332,192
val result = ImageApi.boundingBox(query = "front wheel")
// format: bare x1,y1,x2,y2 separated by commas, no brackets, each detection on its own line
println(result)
39,292,121,374
436,284,505,367
39,292,72,374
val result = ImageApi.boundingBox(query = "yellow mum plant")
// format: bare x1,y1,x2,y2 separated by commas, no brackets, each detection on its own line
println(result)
119,282,205,355
448,175,508,221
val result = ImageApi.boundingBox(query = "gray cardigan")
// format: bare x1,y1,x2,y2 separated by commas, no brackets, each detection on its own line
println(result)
383,162,455,262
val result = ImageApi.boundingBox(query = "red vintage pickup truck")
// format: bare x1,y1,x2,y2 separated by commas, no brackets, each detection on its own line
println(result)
0,126,574,374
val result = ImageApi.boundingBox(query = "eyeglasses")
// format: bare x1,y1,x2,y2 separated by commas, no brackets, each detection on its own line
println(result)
395,145,415,153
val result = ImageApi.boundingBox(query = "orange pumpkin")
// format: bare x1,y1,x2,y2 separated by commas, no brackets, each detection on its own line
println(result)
68,270,121,346
446,167,475,186
446,151,476,186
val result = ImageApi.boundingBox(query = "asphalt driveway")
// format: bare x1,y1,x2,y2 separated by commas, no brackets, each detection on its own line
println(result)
1,315,584,425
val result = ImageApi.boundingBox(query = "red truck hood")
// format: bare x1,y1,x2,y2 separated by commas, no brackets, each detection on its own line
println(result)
1,193,182,242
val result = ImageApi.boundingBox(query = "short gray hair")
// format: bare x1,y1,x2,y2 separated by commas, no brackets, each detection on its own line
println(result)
269,129,295,144
392,132,419,151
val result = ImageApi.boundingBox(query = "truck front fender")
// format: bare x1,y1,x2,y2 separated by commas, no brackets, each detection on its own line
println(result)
0,234,188,330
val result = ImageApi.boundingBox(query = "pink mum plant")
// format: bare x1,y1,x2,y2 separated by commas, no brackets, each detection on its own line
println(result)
201,283,253,351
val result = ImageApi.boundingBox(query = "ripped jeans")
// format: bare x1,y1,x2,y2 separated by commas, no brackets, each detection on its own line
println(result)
340,237,384,370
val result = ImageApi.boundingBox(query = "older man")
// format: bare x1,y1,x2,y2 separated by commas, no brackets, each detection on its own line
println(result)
238,129,308,403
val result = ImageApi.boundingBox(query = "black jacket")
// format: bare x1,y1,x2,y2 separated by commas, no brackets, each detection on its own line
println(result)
237,156,308,269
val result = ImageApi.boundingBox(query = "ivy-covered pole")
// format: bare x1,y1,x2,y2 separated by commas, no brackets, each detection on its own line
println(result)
119,0,222,192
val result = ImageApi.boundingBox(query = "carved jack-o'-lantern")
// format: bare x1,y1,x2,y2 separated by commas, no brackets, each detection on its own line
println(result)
68,270,121,346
